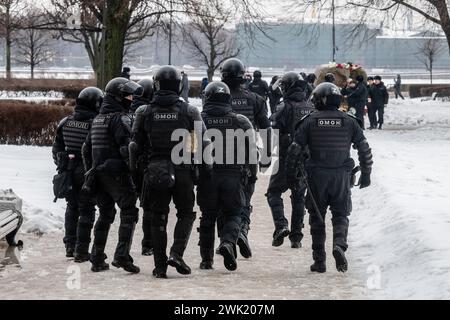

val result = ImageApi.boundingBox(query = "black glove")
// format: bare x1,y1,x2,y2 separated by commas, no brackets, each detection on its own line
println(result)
359,173,371,189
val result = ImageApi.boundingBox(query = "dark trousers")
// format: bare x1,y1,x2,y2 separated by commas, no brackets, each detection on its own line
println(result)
354,103,365,129
306,167,352,262
91,172,139,264
368,104,384,127
63,165,96,253
147,169,196,269
395,88,404,99
241,181,255,226
134,161,152,250
266,157,306,242
197,171,245,262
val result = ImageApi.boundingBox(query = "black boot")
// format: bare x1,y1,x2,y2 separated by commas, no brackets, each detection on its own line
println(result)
272,227,290,247
378,124,382,130
152,267,167,279
237,223,252,258
65,246,75,258
91,259,109,272
200,260,214,270
310,251,326,273
198,221,215,270
218,242,237,271
114,219,139,273
112,259,140,274
291,240,302,249
142,247,154,256
167,255,192,275
74,252,90,263
332,245,348,273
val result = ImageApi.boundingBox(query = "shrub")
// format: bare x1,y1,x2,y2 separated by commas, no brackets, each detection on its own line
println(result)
0,100,73,146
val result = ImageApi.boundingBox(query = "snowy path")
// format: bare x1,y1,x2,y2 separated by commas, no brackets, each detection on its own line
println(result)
0,172,369,300
1,98,450,299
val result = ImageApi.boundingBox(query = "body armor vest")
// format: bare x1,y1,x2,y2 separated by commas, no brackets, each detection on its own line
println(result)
91,113,121,164
231,90,256,127
308,111,353,168
202,111,243,169
146,101,192,159
62,115,91,154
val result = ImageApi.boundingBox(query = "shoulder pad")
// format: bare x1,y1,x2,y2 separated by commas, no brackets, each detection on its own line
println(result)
135,104,151,115
346,112,364,129
294,113,311,131
236,113,254,130
57,116,70,129
120,114,133,127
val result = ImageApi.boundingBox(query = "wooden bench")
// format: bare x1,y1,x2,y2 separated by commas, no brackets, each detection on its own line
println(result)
0,190,23,247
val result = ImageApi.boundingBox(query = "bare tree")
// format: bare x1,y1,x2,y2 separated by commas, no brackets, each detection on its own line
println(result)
284,1,450,57
14,10,57,79
183,0,241,81
416,37,443,84
30,0,267,88
344,1,450,55
0,0,24,79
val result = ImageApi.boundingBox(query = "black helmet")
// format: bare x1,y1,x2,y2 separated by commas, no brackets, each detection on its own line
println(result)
77,87,104,112
204,81,231,104
280,72,306,92
105,77,142,109
220,58,245,80
137,79,154,102
153,65,182,94
324,73,335,83
105,77,143,98
311,82,342,110
253,70,262,78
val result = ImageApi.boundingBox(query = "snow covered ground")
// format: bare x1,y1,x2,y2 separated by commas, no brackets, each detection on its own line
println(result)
1,98,450,299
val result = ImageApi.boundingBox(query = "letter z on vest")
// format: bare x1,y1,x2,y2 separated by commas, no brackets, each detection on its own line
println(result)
317,118,343,127
153,113,179,121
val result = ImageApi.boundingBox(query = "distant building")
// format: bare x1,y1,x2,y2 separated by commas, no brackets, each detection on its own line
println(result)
235,23,450,70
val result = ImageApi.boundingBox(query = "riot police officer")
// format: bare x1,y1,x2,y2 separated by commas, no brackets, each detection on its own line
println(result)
266,72,314,249
52,87,103,260
130,79,155,256
220,58,271,259
286,83,373,273
197,82,257,271
131,66,209,279
82,77,143,273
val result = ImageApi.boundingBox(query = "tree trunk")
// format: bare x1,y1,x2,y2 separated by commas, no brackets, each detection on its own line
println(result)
31,64,34,80
5,4,11,80
5,34,11,80
102,0,129,87
433,0,450,57
430,60,433,84
207,67,214,82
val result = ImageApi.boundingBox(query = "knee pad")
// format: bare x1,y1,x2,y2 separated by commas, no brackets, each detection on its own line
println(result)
151,212,168,227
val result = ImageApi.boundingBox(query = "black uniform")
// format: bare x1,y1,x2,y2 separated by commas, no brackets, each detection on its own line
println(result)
266,87,314,245
368,82,389,128
132,90,207,275
342,82,367,127
52,104,97,256
268,82,283,115
228,85,271,248
130,97,154,253
198,101,257,269
248,77,269,100
83,95,139,267
288,108,373,268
